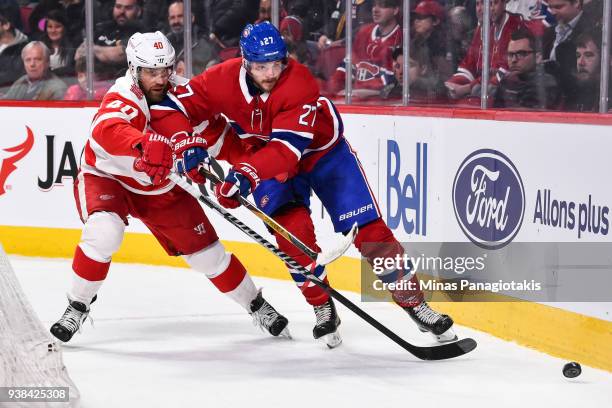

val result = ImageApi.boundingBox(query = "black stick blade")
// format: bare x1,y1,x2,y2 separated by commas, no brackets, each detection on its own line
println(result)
409,338,478,361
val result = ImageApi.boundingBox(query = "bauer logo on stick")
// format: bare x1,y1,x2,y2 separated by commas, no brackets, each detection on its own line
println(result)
452,149,525,249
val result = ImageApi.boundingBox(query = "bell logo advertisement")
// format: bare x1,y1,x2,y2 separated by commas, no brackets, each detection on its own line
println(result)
452,149,525,249
386,140,427,236
0,126,35,196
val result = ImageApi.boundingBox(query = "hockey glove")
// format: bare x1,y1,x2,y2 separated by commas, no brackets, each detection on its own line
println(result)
134,131,173,185
214,163,260,209
172,132,209,184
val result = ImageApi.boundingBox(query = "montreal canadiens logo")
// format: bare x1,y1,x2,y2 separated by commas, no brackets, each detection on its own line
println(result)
452,149,525,249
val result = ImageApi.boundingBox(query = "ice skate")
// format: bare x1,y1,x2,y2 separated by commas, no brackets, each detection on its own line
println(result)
404,300,457,343
313,297,342,348
250,291,291,338
50,295,96,342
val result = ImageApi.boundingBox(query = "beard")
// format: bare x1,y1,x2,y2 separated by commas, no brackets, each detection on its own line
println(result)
142,83,168,104
145,89,165,103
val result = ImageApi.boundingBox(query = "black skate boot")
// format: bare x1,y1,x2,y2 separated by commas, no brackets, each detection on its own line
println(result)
249,291,290,338
313,297,342,348
404,300,457,343
50,295,96,342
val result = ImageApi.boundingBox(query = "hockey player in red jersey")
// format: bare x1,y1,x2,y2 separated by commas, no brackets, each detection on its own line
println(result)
150,22,457,348
327,0,402,96
50,31,289,343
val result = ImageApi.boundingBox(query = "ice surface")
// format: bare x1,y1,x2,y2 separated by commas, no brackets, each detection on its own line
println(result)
9,256,612,408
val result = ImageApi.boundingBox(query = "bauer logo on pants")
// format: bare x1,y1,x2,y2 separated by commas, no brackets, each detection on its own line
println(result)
452,149,525,249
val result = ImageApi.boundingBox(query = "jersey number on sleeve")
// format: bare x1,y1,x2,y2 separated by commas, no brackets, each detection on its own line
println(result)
106,100,138,120
298,104,317,127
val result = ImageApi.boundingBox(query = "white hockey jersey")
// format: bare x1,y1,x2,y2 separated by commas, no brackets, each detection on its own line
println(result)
80,72,174,195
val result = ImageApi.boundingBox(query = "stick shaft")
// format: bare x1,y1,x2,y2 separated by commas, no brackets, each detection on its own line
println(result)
169,173,477,360
200,168,319,261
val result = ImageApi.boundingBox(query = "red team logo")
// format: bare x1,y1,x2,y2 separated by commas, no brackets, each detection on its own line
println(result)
0,126,34,196
355,61,381,82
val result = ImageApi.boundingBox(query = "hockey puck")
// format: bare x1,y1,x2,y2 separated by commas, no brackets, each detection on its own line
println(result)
563,362,582,378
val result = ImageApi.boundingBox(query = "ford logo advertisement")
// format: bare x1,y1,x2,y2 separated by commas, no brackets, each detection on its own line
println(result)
452,149,525,249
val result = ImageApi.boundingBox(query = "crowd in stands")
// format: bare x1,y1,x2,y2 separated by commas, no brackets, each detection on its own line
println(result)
0,0,608,112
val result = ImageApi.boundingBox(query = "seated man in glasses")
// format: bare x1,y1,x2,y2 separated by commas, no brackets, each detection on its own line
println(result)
493,27,560,109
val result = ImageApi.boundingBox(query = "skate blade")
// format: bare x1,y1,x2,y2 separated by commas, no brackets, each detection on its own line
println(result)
418,326,458,343
322,331,342,349
279,327,293,340
431,328,458,343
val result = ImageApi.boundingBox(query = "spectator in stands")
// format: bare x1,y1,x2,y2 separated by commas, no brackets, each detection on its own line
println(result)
280,15,304,43
315,0,373,50
76,0,143,78
280,14,317,68
412,0,453,81
163,1,218,74
311,1,374,82
283,0,327,41
543,0,597,98
40,9,75,79
447,6,474,72
63,56,113,100
29,0,61,38
167,0,189,35
29,0,84,45
445,0,526,101
202,0,259,48
0,10,27,90
565,31,607,112
281,14,319,72
382,45,449,104
0,0,21,31
493,27,559,109
326,0,401,96
3,41,67,99
256,0,271,23
165,0,203,54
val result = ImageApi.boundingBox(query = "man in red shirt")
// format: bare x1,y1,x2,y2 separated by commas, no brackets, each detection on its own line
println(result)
445,0,526,101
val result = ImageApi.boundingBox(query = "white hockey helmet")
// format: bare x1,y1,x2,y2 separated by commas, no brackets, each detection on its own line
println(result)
126,31,175,82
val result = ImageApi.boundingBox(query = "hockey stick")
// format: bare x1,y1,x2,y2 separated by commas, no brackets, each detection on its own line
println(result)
198,167,358,270
199,167,327,262
200,164,356,264
170,172,477,360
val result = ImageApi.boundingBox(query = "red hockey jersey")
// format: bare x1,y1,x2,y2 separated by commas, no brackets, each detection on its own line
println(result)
327,23,401,95
447,13,526,87
151,58,344,179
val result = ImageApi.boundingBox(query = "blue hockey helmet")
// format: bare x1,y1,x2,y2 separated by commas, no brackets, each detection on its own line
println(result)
239,22,287,63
